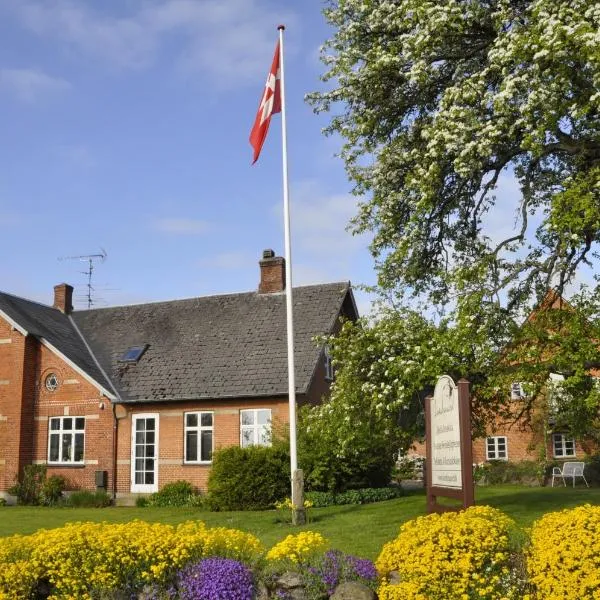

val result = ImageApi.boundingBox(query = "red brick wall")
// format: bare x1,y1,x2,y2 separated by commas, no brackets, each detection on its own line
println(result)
0,316,114,495
115,397,291,494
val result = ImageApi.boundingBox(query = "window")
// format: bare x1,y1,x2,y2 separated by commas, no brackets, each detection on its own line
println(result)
184,412,213,463
510,382,527,400
240,409,271,448
45,373,59,392
486,436,508,460
324,345,334,381
119,345,148,363
553,433,576,458
48,417,85,464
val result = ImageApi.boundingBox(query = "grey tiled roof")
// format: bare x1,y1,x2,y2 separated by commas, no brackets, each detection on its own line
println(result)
0,292,113,394
72,282,354,403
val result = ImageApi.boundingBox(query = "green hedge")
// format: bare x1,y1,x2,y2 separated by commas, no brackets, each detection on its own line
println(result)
474,460,544,486
206,444,290,511
306,486,404,507
143,480,204,507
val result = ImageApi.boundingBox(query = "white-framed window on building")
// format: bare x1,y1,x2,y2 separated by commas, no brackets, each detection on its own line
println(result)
324,345,334,381
48,417,85,464
486,436,508,461
240,409,271,448
510,382,528,400
553,433,576,458
184,412,213,463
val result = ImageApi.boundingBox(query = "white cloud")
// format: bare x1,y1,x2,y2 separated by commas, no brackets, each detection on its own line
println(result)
4,0,297,87
288,180,369,257
0,68,70,103
153,217,210,235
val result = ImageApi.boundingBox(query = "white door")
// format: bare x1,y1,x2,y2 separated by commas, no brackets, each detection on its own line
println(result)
131,414,159,493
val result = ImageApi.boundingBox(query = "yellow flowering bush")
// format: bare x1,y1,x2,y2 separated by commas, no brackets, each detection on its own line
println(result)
376,505,521,600
0,520,263,599
266,531,328,563
528,504,600,599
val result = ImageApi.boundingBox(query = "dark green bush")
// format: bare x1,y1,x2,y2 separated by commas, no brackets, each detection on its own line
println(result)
475,460,544,486
207,444,290,511
306,486,403,507
583,455,600,484
66,490,112,507
41,475,67,506
8,465,66,505
146,480,204,507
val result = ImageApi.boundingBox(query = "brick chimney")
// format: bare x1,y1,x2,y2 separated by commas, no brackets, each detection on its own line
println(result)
259,249,285,293
53,283,74,314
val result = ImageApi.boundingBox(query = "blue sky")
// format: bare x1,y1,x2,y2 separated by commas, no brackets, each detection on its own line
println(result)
0,0,376,314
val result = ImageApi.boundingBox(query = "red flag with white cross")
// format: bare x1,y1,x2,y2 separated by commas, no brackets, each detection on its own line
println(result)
249,41,281,164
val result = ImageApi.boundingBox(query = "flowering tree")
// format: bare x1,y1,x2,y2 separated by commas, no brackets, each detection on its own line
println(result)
309,0,600,307
304,0,600,449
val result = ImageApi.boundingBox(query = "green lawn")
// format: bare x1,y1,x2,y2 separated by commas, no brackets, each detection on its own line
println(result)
1,485,598,559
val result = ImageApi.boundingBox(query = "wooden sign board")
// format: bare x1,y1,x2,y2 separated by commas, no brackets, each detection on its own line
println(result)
425,376,474,513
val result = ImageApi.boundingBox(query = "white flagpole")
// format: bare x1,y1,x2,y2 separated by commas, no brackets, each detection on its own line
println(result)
277,24,304,524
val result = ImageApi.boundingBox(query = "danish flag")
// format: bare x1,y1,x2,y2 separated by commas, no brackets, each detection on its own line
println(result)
250,41,281,164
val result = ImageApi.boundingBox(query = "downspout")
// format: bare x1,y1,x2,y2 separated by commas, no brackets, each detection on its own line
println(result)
111,403,119,501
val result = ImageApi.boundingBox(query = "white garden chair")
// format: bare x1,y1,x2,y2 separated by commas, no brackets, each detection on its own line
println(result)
551,461,589,488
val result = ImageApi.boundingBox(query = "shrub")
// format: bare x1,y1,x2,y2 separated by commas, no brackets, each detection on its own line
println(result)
305,486,403,508
66,490,112,508
207,444,290,511
474,460,544,486
528,504,600,599
298,412,397,492
8,465,48,505
376,505,524,600
8,466,66,505
146,480,204,507
394,455,424,481
176,558,254,600
40,475,67,506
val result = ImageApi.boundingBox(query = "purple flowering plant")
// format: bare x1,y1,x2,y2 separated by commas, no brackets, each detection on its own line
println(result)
302,550,378,598
176,557,254,600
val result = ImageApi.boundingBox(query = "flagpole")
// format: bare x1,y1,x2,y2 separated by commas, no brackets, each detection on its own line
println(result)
277,24,305,525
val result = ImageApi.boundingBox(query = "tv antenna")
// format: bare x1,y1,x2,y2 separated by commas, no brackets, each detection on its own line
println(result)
58,248,107,309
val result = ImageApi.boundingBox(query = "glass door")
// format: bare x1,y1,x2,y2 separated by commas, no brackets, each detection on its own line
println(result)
131,414,159,493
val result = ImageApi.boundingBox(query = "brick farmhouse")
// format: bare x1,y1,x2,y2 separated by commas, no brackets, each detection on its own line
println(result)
411,290,598,467
0,250,358,503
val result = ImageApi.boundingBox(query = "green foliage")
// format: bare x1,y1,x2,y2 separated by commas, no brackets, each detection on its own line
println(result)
66,490,112,508
306,487,404,508
206,443,290,511
394,456,425,481
308,0,600,437
145,480,204,507
474,461,545,486
8,465,66,506
310,0,600,309
41,475,67,506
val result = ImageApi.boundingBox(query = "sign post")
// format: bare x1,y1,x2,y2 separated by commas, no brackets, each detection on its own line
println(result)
425,376,474,513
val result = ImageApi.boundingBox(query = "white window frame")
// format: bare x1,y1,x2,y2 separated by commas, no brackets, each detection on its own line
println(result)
240,408,272,448
552,433,576,458
511,382,527,400
486,436,508,461
131,413,159,493
48,416,85,465
184,411,214,464
324,345,334,381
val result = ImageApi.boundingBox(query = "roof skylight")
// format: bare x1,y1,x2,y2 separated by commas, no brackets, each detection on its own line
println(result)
119,345,148,363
